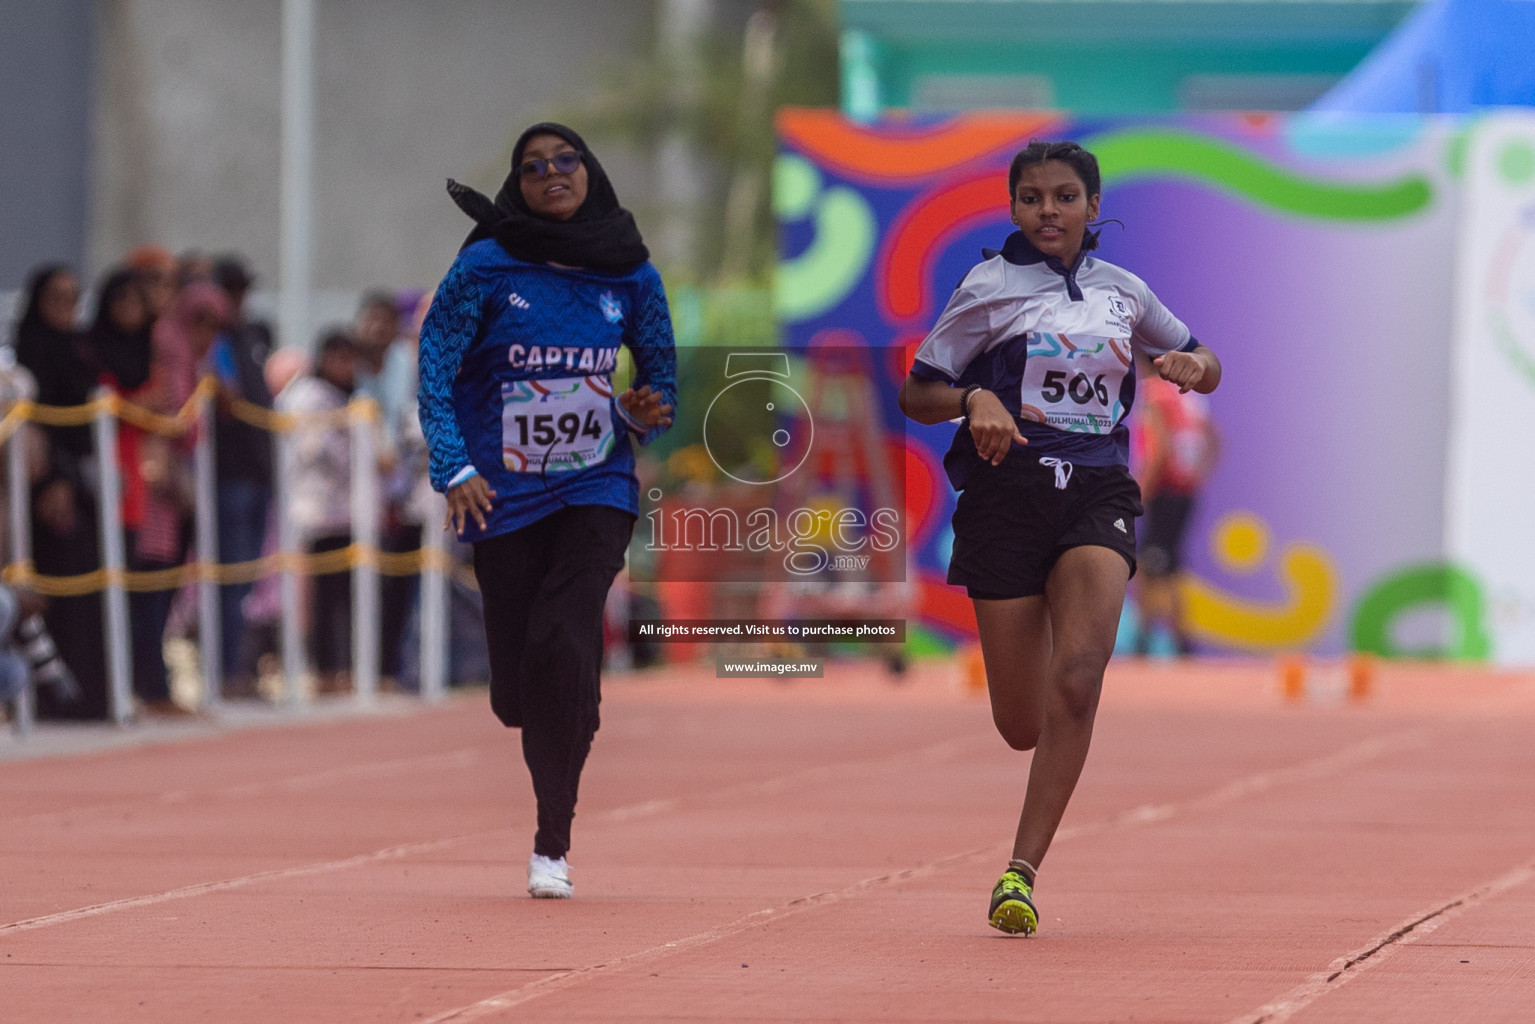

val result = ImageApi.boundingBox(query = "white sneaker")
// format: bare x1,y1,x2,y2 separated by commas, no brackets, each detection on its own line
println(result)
527,853,573,899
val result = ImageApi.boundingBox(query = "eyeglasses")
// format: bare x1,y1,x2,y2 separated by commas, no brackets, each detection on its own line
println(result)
517,150,582,180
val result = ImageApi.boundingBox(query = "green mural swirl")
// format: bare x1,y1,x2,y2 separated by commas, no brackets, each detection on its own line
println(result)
1349,563,1491,660
1088,130,1433,221
774,155,878,323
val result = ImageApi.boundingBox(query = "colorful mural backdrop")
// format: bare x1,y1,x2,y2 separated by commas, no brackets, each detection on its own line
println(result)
777,110,1498,658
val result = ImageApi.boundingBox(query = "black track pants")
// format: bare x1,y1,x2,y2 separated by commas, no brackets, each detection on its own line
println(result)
472,504,634,860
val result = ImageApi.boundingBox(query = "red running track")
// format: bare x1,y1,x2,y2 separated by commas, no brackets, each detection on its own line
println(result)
4,659,1535,1023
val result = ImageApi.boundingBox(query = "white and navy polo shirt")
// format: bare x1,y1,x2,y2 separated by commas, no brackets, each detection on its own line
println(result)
910,231,1198,489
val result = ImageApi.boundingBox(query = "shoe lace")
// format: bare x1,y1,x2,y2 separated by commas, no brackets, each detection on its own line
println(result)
995,870,1032,898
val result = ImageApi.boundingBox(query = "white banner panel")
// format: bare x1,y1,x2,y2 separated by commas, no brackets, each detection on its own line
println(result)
1447,113,1535,664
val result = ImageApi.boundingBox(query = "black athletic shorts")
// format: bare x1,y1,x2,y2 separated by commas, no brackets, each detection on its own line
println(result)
1138,492,1195,578
948,456,1142,600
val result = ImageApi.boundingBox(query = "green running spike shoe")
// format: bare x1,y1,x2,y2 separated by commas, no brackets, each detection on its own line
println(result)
988,868,1038,935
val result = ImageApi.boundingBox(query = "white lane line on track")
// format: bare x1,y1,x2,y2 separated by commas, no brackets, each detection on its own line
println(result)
216,748,482,797
0,830,506,936
416,842,1002,1024
0,736,974,935
1226,857,1535,1024
3,748,483,829
1056,726,1435,841
0,721,1433,965
418,726,1438,1022
585,735,974,824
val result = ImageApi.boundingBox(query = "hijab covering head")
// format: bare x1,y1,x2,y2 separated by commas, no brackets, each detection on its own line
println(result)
446,122,649,274
14,264,99,458
15,264,74,341
14,264,94,403
89,268,154,391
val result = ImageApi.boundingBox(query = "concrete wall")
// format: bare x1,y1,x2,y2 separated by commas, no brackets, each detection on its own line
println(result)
88,0,662,325
0,0,94,290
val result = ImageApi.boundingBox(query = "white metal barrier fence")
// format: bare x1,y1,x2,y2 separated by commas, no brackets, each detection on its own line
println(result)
2,380,454,735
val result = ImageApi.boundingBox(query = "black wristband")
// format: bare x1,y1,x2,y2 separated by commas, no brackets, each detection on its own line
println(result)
959,384,982,420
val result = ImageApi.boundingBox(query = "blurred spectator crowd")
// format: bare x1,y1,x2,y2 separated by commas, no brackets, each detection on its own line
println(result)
1,248,488,722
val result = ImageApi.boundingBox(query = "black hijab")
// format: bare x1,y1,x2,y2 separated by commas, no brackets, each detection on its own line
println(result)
14,264,98,407
88,268,153,392
13,264,98,459
446,122,649,274
14,264,70,372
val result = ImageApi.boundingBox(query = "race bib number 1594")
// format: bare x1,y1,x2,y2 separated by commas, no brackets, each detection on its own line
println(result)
501,376,616,473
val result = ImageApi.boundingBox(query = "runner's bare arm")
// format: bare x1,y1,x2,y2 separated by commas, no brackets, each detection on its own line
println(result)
899,375,1027,466
898,375,968,424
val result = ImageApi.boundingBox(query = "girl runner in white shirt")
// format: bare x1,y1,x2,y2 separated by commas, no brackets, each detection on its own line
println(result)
899,140,1221,934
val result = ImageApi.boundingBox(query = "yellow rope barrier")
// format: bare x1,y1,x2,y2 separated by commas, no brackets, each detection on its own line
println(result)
1,543,461,596
225,398,294,433
20,395,113,428
5,377,221,438
1,377,377,440
1,383,430,596
225,394,378,432
0,404,30,447
203,554,281,586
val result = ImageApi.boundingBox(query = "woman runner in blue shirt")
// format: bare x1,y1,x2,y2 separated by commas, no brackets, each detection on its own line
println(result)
899,141,1221,934
418,123,676,900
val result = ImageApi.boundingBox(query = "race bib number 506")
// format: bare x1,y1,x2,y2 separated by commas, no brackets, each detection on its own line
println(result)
1018,333,1132,435
501,376,616,473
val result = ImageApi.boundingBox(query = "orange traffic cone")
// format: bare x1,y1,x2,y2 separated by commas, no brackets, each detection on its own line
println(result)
1347,654,1374,702
1279,655,1306,703
963,644,988,696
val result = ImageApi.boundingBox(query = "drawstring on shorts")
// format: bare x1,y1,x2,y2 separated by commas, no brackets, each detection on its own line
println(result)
1039,457,1073,490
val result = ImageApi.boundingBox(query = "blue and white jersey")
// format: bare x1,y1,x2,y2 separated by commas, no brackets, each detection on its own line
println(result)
418,239,677,541
910,232,1197,489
